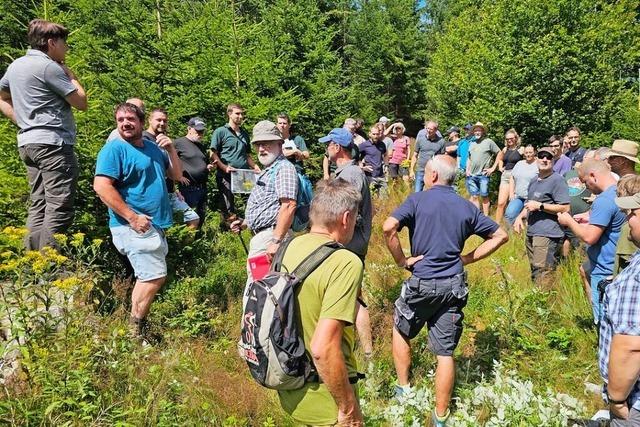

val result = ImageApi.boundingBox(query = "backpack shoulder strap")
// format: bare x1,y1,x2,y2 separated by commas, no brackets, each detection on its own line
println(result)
270,236,294,273
291,242,343,283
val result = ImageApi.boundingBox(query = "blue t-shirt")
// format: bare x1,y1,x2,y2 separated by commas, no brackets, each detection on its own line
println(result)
588,185,627,276
95,138,173,229
358,139,386,178
457,136,473,170
391,185,499,279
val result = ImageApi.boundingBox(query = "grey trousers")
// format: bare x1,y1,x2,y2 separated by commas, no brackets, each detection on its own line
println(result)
18,144,79,250
612,407,640,426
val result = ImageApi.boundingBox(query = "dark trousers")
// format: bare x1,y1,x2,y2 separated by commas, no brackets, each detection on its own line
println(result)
180,184,207,228
215,171,235,217
18,144,79,250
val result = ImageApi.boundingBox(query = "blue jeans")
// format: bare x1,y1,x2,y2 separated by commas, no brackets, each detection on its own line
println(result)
180,184,207,227
465,175,490,197
505,198,525,225
414,170,425,192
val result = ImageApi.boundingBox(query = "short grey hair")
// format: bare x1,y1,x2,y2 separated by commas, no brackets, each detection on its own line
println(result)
427,155,457,185
310,179,361,228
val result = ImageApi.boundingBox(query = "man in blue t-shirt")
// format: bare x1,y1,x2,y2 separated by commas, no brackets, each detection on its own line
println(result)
94,103,183,341
558,159,626,324
383,155,508,425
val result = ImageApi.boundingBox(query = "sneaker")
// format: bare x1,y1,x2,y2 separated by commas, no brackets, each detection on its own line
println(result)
432,409,450,427
394,382,412,398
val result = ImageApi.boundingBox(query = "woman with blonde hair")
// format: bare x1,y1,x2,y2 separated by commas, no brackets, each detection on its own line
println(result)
495,128,524,224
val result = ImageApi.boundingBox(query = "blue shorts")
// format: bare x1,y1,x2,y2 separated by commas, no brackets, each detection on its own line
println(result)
169,192,200,223
111,225,168,281
465,175,490,197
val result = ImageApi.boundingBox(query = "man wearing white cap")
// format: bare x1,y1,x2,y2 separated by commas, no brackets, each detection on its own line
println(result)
598,185,640,425
465,122,500,215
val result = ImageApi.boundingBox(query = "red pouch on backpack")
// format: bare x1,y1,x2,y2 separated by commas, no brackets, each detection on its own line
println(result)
248,253,271,281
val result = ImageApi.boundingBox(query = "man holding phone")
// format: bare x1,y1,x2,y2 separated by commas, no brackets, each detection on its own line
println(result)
0,19,87,250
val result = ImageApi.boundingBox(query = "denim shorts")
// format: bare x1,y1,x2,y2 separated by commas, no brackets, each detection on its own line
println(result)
465,174,490,197
111,225,168,281
394,273,468,356
169,192,199,223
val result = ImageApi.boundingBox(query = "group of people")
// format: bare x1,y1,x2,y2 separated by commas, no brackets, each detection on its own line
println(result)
3,18,640,427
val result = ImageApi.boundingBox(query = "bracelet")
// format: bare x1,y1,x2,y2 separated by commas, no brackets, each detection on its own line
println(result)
607,392,628,405
270,237,283,244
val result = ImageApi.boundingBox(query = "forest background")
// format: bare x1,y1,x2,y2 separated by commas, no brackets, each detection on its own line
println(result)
0,0,639,425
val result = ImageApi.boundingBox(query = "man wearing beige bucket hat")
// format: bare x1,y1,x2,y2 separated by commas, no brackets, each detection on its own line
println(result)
605,139,640,275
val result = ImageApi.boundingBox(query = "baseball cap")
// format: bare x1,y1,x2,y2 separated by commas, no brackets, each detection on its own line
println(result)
251,120,283,143
378,116,390,124
446,126,460,135
537,146,554,156
616,192,640,210
463,123,473,131
188,117,206,131
318,128,354,148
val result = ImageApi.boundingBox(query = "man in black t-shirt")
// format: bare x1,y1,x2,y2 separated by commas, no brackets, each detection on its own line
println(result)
174,117,214,228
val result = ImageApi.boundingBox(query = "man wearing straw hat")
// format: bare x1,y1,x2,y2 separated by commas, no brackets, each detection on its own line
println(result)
465,122,500,215
605,139,640,274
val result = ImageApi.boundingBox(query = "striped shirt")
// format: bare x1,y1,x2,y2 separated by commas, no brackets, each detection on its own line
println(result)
245,155,298,232
599,250,640,408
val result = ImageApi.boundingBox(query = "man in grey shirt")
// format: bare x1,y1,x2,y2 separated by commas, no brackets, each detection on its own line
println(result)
0,19,87,250
320,127,374,358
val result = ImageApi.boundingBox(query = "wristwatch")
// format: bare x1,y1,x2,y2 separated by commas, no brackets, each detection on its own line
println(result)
270,237,283,244
540,203,545,211
607,392,628,405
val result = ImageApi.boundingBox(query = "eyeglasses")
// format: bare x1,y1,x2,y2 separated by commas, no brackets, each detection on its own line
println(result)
537,153,553,160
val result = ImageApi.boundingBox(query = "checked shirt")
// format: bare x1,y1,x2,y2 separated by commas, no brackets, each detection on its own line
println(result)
599,250,640,409
245,155,298,232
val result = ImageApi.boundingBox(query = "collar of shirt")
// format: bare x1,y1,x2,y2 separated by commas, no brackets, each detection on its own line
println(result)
334,159,357,175
26,49,52,60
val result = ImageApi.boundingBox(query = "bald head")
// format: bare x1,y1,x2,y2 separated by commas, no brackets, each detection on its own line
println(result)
579,158,616,194
125,98,145,113
579,159,611,176
425,154,457,187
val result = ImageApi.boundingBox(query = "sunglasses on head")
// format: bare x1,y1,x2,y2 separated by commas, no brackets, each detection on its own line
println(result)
537,152,553,160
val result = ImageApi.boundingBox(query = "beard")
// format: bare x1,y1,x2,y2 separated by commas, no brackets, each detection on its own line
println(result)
258,152,278,166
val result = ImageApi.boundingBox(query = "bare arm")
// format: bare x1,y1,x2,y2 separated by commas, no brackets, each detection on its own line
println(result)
410,151,418,177
0,90,16,123
461,227,509,265
156,135,183,181
247,156,261,172
508,174,516,200
524,200,570,215
382,216,423,269
60,64,87,111
608,334,640,418
323,155,330,180
311,318,363,425
265,198,297,258
93,176,151,233
497,149,505,171
557,213,605,245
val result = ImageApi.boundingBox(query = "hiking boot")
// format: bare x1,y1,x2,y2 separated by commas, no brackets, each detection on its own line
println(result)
432,409,450,427
129,317,162,346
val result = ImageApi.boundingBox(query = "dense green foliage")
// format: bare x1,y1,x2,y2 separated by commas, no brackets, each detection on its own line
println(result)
0,0,639,424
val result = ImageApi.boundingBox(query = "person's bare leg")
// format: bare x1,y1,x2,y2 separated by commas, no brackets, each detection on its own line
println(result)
392,327,412,385
131,276,165,319
186,219,199,229
562,238,571,257
435,355,455,417
469,195,480,209
495,184,509,224
356,302,373,356
579,264,592,309
481,196,490,216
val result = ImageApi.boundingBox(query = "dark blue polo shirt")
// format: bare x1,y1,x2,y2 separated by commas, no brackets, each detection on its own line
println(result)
391,185,499,279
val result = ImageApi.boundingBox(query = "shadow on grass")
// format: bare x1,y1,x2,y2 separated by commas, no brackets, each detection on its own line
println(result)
457,326,503,385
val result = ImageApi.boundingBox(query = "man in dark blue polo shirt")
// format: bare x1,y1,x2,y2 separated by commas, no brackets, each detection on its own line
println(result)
358,125,388,197
383,155,508,426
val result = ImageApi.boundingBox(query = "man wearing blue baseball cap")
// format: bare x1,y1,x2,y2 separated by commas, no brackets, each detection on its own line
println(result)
320,127,374,358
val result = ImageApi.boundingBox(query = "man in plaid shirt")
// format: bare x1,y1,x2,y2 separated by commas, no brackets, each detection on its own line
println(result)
599,187,640,425
231,120,298,281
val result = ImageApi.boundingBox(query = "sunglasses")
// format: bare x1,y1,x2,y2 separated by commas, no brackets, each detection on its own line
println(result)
537,153,553,160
